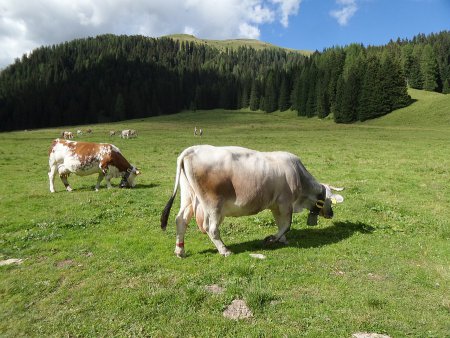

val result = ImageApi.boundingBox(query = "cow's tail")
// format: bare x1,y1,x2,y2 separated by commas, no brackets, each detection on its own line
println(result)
160,147,192,231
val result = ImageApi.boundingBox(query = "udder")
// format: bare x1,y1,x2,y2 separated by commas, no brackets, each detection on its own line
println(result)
195,203,206,233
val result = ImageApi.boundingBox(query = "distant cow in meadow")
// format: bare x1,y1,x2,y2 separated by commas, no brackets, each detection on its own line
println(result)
61,131,74,139
109,130,116,137
121,129,137,139
48,139,141,192
86,128,92,134
161,145,344,257
77,130,83,136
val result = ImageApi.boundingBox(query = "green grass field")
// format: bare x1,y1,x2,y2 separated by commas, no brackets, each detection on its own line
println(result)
1,89,449,337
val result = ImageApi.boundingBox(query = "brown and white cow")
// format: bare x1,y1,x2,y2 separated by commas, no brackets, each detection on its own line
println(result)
161,145,344,258
48,139,141,192
61,131,74,139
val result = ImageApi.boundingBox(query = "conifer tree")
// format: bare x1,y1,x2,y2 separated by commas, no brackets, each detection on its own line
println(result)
249,80,260,111
263,71,278,113
278,74,291,111
421,44,439,91
358,55,384,121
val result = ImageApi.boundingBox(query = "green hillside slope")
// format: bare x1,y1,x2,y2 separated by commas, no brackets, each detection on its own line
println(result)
365,88,450,129
165,33,313,55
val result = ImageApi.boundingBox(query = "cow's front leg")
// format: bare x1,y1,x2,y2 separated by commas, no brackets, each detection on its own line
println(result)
205,213,231,256
266,205,293,245
95,173,104,191
60,174,72,192
104,175,113,189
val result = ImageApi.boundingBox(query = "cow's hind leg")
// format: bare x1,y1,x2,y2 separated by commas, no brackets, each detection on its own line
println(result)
174,175,194,258
266,205,293,245
204,212,231,256
48,165,57,193
174,203,193,258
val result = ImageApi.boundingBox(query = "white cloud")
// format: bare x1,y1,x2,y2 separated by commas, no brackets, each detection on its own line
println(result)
0,0,302,69
330,0,358,26
271,0,301,27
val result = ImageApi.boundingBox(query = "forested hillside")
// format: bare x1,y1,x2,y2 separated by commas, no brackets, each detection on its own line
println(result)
0,31,448,131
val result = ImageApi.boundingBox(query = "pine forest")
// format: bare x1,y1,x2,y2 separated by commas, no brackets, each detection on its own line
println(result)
0,31,449,131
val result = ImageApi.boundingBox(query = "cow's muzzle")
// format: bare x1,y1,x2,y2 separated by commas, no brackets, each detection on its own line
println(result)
307,199,333,226
119,169,132,188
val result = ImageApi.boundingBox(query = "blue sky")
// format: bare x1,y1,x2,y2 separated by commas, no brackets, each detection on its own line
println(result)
262,0,450,51
0,0,449,69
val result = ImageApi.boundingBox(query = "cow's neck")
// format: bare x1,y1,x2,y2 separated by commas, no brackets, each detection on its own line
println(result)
110,151,132,173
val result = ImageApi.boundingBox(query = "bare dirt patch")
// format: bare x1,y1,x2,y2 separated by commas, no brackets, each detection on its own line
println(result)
0,258,23,266
56,259,75,268
352,333,391,338
205,284,225,294
367,272,385,281
223,299,253,320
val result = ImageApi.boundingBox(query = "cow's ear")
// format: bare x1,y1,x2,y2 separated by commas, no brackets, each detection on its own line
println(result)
331,194,344,204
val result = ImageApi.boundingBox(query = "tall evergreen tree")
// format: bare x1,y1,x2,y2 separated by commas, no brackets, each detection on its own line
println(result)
278,74,291,111
263,71,278,113
421,44,439,91
358,55,384,121
249,80,260,111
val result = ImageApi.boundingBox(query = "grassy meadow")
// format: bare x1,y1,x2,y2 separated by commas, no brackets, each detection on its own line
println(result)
1,89,449,337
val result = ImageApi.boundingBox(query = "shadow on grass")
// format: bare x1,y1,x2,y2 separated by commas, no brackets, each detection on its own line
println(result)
200,221,374,255
64,182,159,192
132,183,159,189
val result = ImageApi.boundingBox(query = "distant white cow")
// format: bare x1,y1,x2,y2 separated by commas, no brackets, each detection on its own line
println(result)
121,130,130,139
121,129,137,139
161,145,344,257
194,126,198,136
199,128,203,136
61,131,74,139
110,130,116,137
77,130,83,136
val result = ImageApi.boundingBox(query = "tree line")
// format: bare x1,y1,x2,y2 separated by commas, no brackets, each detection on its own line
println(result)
0,31,448,131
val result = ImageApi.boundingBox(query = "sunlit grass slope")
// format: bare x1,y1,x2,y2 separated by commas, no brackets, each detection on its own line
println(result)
165,33,313,55
0,90,449,337
365,88,450,128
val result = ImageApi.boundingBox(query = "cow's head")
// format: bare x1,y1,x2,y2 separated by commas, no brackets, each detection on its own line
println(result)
119,166,141,188
307,184,344,225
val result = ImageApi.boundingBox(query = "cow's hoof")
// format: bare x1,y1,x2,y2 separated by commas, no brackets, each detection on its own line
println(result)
220,250,232,257
263,235,277,245
175,250,186,258
66,187,73,192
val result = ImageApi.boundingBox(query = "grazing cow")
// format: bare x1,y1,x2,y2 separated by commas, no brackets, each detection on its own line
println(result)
121,129,137,139
161,145,344,257
61,131,74,139
77,130,83,136
48,139,141,192
109,130,116,137
86,128,92,134
199,128,203,137
194,126,198,136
